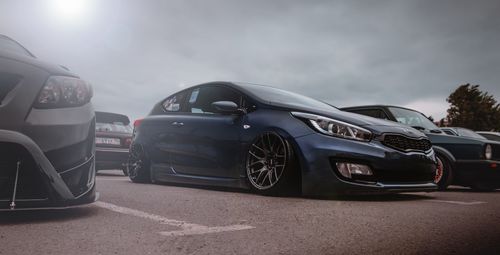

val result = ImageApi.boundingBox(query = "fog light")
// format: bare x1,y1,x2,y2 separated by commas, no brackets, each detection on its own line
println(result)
336,162,373,179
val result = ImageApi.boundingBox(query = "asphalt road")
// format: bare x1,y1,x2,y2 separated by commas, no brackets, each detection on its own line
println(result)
1,170,500,255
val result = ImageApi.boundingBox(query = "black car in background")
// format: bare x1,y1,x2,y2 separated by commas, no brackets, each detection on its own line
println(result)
95,111,132,175
342,105,500,191
0,35,96,210
128,82,438,196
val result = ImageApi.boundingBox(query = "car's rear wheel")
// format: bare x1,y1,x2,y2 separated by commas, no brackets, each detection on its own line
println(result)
436,155,453,190
246,132,299,196
127,144,150,183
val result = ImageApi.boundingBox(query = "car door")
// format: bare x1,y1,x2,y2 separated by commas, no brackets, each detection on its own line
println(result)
168,85,245,178
149,90,189,173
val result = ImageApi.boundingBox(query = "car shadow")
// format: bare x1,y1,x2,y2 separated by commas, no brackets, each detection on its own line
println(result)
305,193,433,202
0,206,99,225
443,186,500,193
151,181,432,201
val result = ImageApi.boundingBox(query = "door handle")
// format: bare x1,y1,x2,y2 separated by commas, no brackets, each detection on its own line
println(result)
172,121,184,127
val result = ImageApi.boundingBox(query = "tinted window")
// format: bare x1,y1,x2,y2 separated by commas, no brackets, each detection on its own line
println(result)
96,122,133,133
163,91,188,112
187,86,241,114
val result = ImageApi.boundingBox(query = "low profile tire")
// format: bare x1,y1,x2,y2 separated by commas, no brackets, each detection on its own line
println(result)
435,155,453,190
246,132,300,196
127,144,151,183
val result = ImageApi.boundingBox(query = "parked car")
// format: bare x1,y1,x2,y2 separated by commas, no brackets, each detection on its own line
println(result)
440,127,487,140
128,82,438,196
95,111,133,175
0,35,96,210
342,105,500,191
477,131,500,142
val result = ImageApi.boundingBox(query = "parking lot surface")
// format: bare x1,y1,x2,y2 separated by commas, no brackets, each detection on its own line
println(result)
1,170,499,255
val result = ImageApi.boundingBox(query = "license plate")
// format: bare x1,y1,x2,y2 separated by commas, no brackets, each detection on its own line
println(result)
95,137,121,146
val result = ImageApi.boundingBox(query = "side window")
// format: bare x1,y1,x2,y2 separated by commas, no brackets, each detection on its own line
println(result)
187,86,241,114
162,91,187,112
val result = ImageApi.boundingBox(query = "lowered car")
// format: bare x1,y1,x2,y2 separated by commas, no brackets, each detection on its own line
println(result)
95,111,133,175
0,35,96,210
128,82,438,196
342,105,500,191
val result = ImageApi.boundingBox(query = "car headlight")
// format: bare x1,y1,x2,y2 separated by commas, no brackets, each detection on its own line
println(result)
35,76,93,108
291,112,372,142
485,144,492,160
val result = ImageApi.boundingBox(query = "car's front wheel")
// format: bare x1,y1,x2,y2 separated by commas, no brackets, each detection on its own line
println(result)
127,144,151,183
246,132,300,196
435,155,453,190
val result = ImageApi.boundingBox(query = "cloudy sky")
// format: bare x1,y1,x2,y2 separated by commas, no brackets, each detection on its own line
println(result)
1,0,499,121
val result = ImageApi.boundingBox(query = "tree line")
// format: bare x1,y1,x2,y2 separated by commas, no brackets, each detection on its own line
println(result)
443,84,500,131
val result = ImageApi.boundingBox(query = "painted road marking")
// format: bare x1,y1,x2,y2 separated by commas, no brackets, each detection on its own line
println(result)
94,201,255,237
425,199,486,205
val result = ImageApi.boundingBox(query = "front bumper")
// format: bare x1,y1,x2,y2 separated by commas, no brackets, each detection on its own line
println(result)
95,147,129,170
454,160,500,188
0,130,97,210
294,133,438,196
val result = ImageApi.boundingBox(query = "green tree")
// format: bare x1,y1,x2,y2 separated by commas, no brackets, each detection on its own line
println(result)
446,84,500,131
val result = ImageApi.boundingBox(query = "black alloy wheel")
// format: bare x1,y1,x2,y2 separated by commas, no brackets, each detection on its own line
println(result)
436,155,453,190
127,144,151,183
246,132,299,195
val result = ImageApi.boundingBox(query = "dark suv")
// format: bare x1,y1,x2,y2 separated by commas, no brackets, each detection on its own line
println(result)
342,105,500,191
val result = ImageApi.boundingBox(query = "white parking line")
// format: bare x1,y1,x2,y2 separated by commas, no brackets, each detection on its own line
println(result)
94,201,255,237
425,199,486,205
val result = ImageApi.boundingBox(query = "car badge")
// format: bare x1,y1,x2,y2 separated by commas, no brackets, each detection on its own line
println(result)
243,125,251,129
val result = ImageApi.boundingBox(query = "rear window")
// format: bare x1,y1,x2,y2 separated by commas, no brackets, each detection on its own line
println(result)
96,122,133,133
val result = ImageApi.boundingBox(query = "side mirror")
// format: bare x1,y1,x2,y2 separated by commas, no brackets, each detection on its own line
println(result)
212,101,243,114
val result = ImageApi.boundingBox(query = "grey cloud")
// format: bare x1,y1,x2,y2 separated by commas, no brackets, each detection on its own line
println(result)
1,0,499,120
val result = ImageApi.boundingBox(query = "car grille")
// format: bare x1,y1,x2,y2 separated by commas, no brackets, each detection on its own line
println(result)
0,72,21,105
382,134,432,152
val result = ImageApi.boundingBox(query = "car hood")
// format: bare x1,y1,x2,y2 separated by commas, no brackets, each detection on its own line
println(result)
0,50,76,77
426,132,500,146
269,103,426,138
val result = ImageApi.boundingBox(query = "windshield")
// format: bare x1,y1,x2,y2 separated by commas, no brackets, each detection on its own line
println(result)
239,83,339,112
388,107,438,130
96,122,133,133
0,36,32,57
456,128,486,140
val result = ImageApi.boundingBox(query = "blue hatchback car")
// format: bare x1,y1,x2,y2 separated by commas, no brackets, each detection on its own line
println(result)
128,82,438,196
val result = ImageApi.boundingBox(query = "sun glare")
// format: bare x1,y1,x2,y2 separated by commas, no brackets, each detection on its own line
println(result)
49,0,91,23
